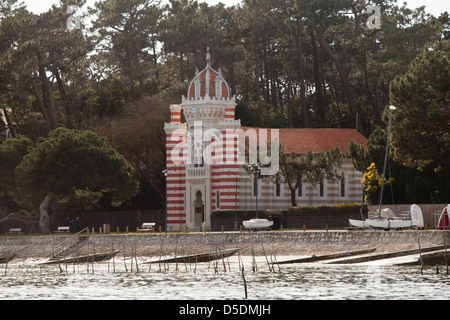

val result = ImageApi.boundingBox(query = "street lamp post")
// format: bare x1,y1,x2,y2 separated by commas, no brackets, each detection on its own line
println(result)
248,163,261,219
378,105,396,218
162,169,168,232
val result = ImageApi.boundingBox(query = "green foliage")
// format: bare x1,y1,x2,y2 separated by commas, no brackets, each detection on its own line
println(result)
276,145,344,207
0,136,33,213
389,39,450,202
390,40,450,170
0,0,448,207
14,127,139,211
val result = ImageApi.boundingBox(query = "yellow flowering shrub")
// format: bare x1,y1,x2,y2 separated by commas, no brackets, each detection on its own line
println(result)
361,163,393,204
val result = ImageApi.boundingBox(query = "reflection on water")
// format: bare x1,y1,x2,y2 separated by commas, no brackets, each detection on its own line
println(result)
0,257,449,300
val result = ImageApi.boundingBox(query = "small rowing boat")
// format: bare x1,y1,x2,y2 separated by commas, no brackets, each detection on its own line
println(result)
40,251,120,265
242,218,273,230
145,248,240,264
0,253,17,264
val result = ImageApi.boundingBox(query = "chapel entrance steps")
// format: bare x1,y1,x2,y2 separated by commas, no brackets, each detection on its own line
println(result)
50,234,89,261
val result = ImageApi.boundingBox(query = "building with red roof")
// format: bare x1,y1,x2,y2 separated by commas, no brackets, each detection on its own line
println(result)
164,50,367,231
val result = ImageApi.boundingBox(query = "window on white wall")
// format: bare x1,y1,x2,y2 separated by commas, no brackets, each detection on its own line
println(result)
275,182,281,197
297,181,302,197
319,180,324,197
340,177,346,197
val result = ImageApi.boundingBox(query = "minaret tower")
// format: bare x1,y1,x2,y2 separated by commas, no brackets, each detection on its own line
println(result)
164,48,241,231
163,104,188,231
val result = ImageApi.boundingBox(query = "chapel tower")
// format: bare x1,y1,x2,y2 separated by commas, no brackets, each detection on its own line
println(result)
164,48,241,231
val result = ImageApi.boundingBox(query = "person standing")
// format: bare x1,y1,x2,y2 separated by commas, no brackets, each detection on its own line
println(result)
74,217,81,232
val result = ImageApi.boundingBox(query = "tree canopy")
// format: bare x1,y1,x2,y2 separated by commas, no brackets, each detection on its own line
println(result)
277,146,344,207
14,127,139,232
0,0,448,220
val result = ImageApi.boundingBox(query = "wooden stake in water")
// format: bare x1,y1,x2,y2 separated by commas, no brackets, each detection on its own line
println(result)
251,244,257,273
418,238,424,275
444,236,448,275
91,243,95,274
123,245,128,272
261,243,272,272
241,269,248,299
134,242,139,274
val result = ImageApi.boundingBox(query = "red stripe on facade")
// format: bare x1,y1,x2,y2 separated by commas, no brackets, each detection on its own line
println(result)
211,185,240,190
167,187,186,191
167,220,186,224
211,171,239,176
167,193,185,197
167,199,184,204
212,178,241,183
167,173,185,178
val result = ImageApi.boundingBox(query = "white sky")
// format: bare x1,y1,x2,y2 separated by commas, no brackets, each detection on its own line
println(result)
20,0,450,17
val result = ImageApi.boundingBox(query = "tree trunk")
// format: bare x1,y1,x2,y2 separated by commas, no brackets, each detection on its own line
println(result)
39,192,54,234
295,33,309,128
289,186,297,207
1,105,15,138
30,81,50,124
36,49,57,129
310,31,326,123
317,32,366,136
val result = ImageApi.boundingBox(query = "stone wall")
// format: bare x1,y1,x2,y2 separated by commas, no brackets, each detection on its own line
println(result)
212,204,366,231
1,230,448,259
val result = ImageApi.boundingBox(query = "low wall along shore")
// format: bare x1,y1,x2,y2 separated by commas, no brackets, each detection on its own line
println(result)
1,230,448,260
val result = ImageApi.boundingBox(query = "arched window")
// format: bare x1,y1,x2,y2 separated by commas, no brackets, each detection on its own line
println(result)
195,78,200,99
340,177,346,197
215,78,222,98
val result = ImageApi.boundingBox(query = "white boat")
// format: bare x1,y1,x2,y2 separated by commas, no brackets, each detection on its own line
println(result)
366,204,424,230
348,208,395,228
242,218,273,230
410,204,424,229
437,204,450,230
365,218,415,229
348,219,371,228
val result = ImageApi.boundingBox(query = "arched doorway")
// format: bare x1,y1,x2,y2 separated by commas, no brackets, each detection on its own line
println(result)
194,191,204,230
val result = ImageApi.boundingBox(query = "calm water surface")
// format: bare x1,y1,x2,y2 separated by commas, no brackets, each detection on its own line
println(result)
1,257,449,300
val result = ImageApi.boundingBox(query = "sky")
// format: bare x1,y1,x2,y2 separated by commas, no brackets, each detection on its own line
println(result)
20,0,450,17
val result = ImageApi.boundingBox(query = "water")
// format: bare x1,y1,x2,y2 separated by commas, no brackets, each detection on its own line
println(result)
1,257,449,300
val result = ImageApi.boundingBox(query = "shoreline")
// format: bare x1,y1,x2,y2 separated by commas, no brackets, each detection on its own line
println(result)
1,229,448,260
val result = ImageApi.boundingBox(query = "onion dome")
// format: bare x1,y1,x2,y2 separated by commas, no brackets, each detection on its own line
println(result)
187,47,231,100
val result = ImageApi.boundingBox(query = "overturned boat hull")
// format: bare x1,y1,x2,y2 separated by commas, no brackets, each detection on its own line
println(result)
146,248,240,264
0,253,17,264
41,251,120,265
242,219,273,230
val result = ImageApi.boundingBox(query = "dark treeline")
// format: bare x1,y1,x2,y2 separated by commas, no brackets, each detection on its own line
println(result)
1,0,449,207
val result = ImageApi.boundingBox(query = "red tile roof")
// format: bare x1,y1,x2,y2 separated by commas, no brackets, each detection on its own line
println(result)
241,127,367,154
187,67,229,99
